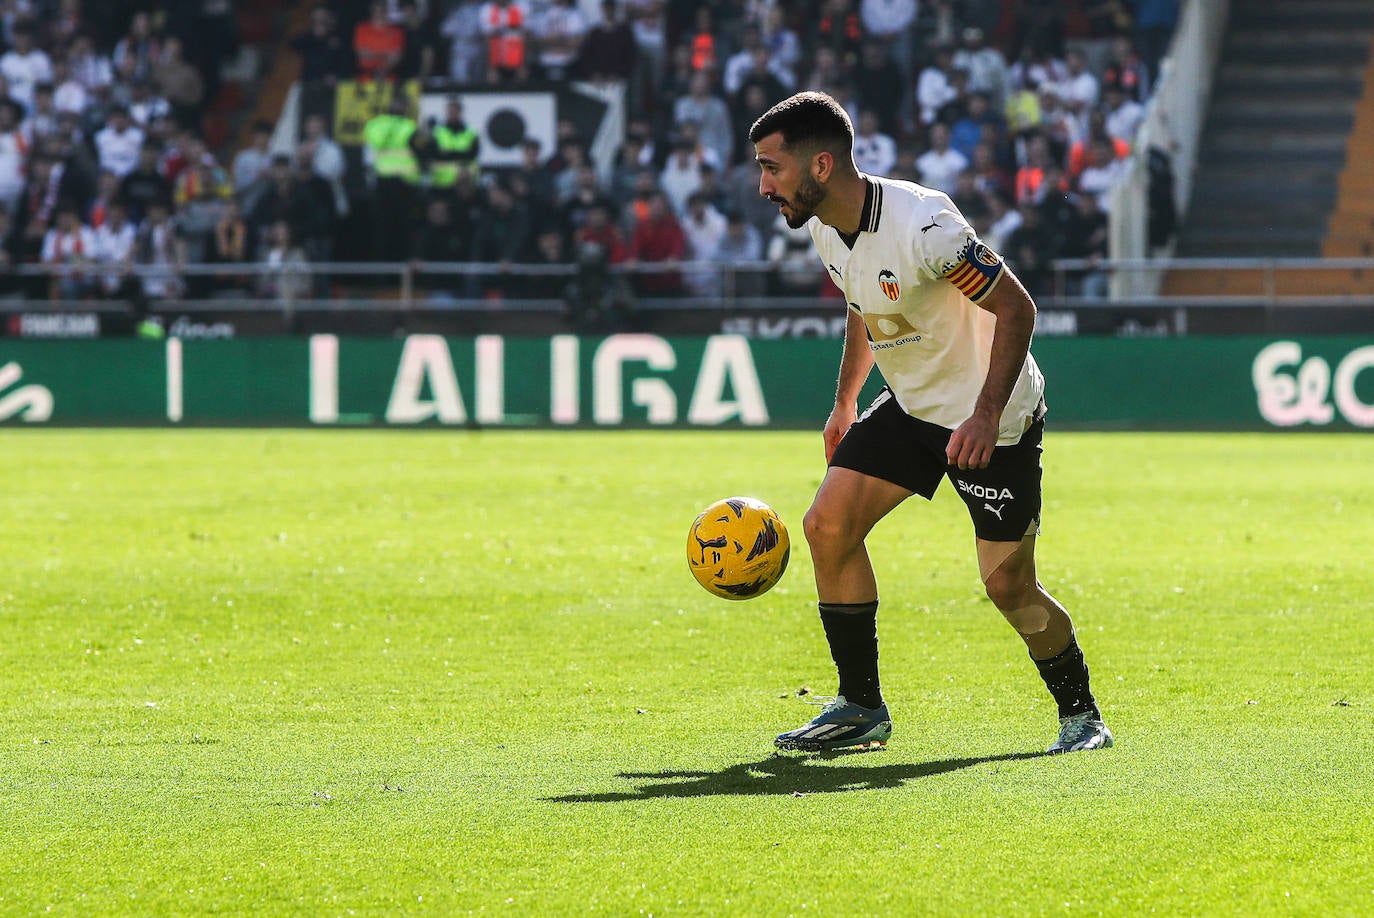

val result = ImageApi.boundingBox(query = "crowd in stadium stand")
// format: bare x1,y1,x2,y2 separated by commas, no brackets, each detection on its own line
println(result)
5,0,1180,309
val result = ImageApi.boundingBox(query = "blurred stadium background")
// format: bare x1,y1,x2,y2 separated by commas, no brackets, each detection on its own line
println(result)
0,0,1371,430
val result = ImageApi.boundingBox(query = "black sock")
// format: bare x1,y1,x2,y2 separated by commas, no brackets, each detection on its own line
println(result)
1032,634,1100,720
818,601,882,710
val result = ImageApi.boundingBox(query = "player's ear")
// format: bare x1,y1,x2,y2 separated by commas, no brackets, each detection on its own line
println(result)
813,150,834,183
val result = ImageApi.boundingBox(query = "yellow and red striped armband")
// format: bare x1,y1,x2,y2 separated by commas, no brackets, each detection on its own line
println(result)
943,240,1005,302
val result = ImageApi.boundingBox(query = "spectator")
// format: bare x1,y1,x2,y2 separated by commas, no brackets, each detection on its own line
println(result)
969,141,1012,199
851,40,903,136
722,25,765,96
409,197,469,302
395,0,438,81
113,11,161,84
952,26,1007,108
51,56,86,116
1059,190,1109,297
559,165,612,232
766,212,820,296
860,0,918,86
177,164,231,288
362,94,418,261
715,209,764,296
1067,112,1130,180
355,0,406,82
1008,44,1066,94
93,199,137,298
1075,138,1127,211
1003,71,1043,140
302,114,348,218
575,0,636,82
41,204,96,299
733,44,793,113
470,180,532,269
1014,132,1056,205
801,44,843,95
86,168,120,228
915,122,967,195
152,37,204,128
760,6,801,75
686,7,720,74
982,190,1022,253
120,142,172,223
625,0,667,86
532,0,586,81
680,189,727,296
480,0,530,83
659,136,704,216
916,43,957,126
258,219,309,303
134,199,184,300
23,82,59,142
68,34,112,93
574,201,628,265
232,120,274,200
428,96,482,190
439,0,485,83
291,6,354,86
173,142,230,209
1036,83,1082,159
813,0,865,70
673,73,733,170
1055,48,1099,123
626,190,684,296
1102,83,1144,145
127,78,171,128
94,106,144,179
517,223,571,299
210,198,249,266
852,109,896,176
1102,35,1149,103
1003,200,1055,297
950,90,1004,161
0,22,53,111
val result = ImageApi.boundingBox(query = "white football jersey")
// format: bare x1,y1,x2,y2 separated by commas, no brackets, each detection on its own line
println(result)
808,175,1045,444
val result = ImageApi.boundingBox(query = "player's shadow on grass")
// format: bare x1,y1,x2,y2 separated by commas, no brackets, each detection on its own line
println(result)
548,750,1043,802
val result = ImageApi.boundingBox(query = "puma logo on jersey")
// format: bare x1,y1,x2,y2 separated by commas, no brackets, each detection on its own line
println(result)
828,264,843,278
984,503,1005,520
921,219,941,233
957,481,1014,500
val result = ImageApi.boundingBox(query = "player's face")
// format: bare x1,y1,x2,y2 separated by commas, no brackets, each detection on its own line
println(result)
755,132,825,229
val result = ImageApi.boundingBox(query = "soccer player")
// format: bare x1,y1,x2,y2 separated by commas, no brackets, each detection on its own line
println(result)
750,92,1112,755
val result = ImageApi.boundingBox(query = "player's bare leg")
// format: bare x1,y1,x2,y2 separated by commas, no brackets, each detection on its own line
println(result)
775,468,911,752
978,535,1112,753
805,466,912,604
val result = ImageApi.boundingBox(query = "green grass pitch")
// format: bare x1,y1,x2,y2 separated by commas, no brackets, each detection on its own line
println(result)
2,429,1371,915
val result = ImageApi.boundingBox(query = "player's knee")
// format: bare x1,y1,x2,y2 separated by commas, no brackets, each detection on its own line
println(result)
803,503,854,555
983,566,1034,613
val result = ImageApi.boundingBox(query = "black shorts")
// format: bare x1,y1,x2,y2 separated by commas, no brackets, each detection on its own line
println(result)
829,388,1044,542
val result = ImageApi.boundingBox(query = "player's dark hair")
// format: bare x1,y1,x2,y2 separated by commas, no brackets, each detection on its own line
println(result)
748,91,854,158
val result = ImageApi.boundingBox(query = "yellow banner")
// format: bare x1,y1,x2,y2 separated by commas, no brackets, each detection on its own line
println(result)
332,80,419,146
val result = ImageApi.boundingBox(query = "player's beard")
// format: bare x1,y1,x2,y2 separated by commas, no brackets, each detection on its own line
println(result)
777,172,826,229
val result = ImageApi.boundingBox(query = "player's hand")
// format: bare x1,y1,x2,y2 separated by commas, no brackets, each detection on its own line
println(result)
823,403,857,463
946,413,998,470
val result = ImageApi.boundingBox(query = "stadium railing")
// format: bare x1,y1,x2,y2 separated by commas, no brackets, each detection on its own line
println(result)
9,257,1374,324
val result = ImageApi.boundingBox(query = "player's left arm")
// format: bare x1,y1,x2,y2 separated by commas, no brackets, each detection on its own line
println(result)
946,266,1037,470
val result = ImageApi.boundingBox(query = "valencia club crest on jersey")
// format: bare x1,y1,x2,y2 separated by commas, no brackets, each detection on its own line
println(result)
878,269,900,301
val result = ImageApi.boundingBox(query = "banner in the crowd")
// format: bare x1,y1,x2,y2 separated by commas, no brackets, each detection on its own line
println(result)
1,336,1372,429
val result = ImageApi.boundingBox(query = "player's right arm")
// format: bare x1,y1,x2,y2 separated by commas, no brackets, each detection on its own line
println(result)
823,307,874,461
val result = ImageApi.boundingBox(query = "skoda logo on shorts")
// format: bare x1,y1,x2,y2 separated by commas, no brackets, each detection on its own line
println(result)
878,269,900,301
